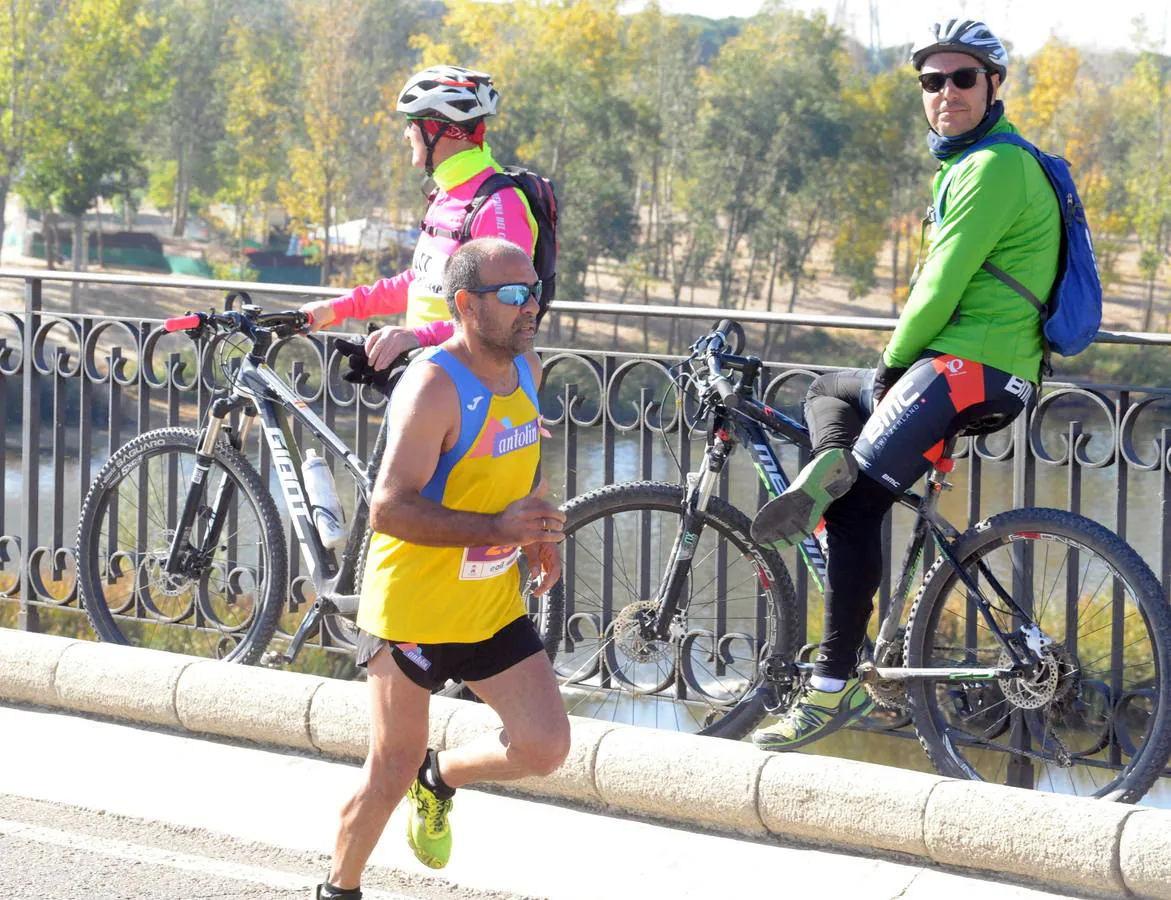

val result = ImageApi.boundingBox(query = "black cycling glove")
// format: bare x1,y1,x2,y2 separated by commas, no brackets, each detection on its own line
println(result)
334,337,394,392
871,356,907,408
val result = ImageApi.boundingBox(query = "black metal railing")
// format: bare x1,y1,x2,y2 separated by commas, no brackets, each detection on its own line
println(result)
2,269,1170,790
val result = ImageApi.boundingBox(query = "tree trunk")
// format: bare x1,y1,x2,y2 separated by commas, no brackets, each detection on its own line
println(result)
718,211,740,304
172,139,190,238
0,177,9,261
642,281,651,352
649,154,660,278
763,238,781,353
903,218,914,292
890,228,900,300
124,191,134,230
741,243,760,310
1143,276,1157,332
44,210,57,270
71,214,85,312
96,206,105,268
321,182,333,287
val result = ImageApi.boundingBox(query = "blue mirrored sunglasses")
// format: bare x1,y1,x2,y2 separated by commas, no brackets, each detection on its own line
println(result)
467,280,543,307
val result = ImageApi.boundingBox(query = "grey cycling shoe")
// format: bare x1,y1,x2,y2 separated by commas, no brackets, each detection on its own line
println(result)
750,448,858,547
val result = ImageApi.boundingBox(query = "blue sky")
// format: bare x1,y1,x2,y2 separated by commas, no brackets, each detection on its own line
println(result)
618,1,1171,56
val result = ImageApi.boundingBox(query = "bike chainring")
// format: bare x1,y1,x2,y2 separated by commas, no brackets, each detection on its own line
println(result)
612,600,672,665
863,631,910,712
998,645,1061,710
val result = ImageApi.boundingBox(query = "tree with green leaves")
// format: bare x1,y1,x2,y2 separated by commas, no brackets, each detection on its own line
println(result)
279,0,370,285
1112,48,1171,331
19,0,167,307
691,10,849,309
0,0,49,258
215,17,294,253
150,0,233,237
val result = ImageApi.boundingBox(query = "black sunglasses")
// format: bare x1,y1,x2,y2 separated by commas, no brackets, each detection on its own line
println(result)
918,67,989,93
466,280,543,306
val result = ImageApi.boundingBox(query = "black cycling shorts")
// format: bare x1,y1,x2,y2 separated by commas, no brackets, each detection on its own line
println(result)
354,615,545,691
851,352,1035,493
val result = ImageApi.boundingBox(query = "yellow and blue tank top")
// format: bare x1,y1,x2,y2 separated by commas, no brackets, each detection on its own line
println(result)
357,348,542,644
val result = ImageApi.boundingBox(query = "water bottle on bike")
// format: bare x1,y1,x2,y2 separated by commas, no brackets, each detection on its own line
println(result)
302,448,347,550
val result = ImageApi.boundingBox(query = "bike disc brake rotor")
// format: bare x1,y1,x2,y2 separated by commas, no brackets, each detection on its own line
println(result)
998,646,1061,710
612,600,672,665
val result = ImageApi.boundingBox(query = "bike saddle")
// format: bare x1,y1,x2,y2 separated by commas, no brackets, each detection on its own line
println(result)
957,411,1012,437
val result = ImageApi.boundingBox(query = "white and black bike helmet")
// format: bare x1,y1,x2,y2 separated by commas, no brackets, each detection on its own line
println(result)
396,65,499,124
910,19,1008,82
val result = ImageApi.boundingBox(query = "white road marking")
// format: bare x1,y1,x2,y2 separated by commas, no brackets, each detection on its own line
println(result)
0,817,413,899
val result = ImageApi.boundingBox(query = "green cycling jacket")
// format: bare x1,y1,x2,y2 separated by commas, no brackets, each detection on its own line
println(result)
883,116,1060,383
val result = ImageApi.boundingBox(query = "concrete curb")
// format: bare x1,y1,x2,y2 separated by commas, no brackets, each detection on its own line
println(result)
1,629,1165,898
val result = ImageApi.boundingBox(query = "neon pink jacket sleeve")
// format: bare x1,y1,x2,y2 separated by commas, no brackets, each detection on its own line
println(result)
327,270,411,326
328,271,454,346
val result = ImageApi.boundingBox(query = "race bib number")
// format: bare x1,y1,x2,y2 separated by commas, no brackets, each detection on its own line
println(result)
459,544,519,581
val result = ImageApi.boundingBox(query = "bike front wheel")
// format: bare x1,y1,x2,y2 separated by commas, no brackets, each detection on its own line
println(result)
544,481,798,738
76,427,288,664
904,507,1171,802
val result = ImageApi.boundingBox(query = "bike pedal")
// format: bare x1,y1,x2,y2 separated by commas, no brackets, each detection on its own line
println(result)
261,651,293,667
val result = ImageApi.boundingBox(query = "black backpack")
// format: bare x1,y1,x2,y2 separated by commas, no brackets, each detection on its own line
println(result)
423,166,559,324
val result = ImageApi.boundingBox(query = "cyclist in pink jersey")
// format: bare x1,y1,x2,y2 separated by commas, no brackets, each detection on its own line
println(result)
300,66,538,369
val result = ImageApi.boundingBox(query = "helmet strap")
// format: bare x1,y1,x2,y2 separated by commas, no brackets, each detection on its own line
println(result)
419,121,451,177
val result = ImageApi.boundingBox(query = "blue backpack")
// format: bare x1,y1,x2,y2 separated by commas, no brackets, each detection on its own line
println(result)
935,132,1102,363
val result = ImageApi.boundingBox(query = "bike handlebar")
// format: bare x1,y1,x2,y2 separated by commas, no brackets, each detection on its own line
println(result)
164,314,202,332
707,354,741,409
162,306,311,340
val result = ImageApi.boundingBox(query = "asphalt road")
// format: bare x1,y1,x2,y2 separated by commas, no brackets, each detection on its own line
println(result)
0,793,517,900
0,704,1088,900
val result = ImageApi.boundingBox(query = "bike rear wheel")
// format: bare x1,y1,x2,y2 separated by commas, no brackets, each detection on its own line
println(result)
904,507,1171,801
76,427,288,664
545,481,798,738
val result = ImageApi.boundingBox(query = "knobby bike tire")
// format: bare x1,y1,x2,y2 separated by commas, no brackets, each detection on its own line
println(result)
76,427,288,664
544,481,798,739
903,507,1171,802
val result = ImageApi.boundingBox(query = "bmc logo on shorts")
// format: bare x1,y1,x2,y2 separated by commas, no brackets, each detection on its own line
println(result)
1005,376,1034,405
862,382,923,445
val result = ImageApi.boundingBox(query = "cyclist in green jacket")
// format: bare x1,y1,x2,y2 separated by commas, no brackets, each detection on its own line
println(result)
749,19,1060,750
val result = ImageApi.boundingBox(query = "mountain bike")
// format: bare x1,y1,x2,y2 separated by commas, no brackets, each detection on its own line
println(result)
544,320,1171,801
75,294,559,669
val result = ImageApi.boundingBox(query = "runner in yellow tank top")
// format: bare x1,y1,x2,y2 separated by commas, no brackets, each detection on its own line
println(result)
318,238,570,900
357,342,542,643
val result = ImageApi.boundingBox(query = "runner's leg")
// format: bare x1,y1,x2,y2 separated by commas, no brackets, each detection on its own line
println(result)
327,646,431,890
441,649,570,785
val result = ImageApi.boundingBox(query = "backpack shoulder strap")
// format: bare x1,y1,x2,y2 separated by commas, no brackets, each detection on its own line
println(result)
981,261,1047,317
458,172,523,242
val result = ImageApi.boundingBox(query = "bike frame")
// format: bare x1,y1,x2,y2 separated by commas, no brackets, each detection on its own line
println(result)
652,358,1039,687
162,344,375,663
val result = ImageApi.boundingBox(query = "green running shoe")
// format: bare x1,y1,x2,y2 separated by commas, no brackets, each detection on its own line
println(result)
751,679,873,751
406,778,453,869
750,448,858,548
